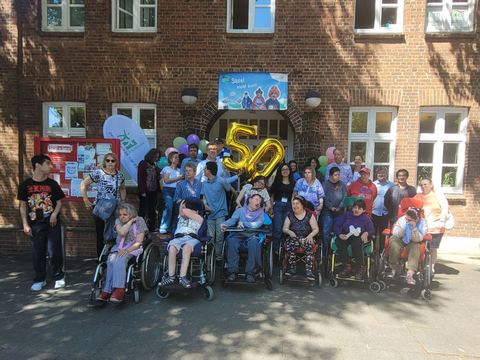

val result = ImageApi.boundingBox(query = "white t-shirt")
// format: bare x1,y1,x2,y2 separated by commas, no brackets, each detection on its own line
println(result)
161,166,181,188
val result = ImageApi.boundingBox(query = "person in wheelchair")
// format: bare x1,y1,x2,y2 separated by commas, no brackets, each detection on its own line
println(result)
158,199,203,289
282,196,319,280
334,199,374,280
221,194,265,283
96,203,148,303
387,207,428,285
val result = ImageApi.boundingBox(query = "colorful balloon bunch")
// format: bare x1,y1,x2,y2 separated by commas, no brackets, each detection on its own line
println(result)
157,134,208,170
317,146,336,176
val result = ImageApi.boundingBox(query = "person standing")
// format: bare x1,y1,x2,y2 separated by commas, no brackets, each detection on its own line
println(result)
351,155,364,182
196,142,238,184
384,169,417,225
81,152,126,257
137,148,161,233
347,167,377,217
17,155,66,291
372,166,394,252
307,156,325,184
326,148,353,186
214,137,231,159
288,160,302,182
180,143,201,175
321,167,347,248
159,151,184,234
202,162,231,262
293,166,325,214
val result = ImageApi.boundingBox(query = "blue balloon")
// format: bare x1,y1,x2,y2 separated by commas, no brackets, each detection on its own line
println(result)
197,149,203,160
157,156,168,170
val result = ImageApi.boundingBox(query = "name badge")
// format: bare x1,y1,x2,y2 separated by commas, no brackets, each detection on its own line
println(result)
281,197,288,203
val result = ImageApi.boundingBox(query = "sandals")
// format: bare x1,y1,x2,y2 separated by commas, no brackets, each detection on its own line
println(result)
158,276,177,287
406,272,416,285
179,276,192,289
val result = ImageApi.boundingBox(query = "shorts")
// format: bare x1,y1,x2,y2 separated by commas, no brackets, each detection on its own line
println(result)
428,233,444,250
168,237,200,252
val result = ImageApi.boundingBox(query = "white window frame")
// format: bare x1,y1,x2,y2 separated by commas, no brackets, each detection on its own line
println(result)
425,0,474,33
43,102,86,138
348,107,398,180
418,108,467,194
112,0,157,33
353,0,404,34
112,103,157,186
227,0,275,34
42,0,85,32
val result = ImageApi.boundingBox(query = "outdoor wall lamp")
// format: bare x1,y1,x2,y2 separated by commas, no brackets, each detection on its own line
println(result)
182,88,198,105
305,90,322,108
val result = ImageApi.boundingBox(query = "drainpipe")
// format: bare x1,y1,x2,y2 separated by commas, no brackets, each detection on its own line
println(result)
15,0,24,180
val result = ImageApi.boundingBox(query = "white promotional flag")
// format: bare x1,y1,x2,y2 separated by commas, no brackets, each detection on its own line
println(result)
103,115,150,184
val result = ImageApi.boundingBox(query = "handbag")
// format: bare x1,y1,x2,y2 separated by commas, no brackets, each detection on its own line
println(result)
93,172,120,221
445,209,455,230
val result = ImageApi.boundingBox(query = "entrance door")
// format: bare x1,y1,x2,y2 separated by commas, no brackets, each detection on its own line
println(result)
210,110,294,163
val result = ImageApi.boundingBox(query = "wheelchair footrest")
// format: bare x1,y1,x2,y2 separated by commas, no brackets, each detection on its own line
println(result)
157,282,199,291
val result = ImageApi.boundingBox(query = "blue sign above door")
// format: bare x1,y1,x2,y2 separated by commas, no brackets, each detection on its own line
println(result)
218,73,288,110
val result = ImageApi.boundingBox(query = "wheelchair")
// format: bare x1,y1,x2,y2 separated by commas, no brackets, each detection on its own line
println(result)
156,197,216,301
378,197,433,300
278,207,325,288
89,233,161,304
326,196,382,292
220,213,273,290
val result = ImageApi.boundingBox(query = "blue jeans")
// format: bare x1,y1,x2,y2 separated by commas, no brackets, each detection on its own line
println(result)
226,233,261,274
160,187,175,232
272,201,292,252
322,210,341,248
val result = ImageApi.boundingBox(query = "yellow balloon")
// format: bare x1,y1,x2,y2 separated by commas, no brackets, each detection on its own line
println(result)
246,138,285,181
223,123,257,172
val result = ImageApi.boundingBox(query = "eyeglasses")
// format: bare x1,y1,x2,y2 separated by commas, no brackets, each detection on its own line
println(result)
105,159,116,163
281,168,289,172
257,182,265,186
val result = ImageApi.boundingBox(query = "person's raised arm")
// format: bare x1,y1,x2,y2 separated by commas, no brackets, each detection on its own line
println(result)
181,208,204,224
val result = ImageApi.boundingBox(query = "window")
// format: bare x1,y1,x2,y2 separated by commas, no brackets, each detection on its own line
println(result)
42,0,85,32
112,104,156,186
112,0,157,32
348,108,397,179
227,0,275,33
425,0,474,33
43,102,86,137
417,108,467,193
354,0,404,34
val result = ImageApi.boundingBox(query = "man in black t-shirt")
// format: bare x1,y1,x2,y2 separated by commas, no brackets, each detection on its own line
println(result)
17,154,66,291
384,169,417,225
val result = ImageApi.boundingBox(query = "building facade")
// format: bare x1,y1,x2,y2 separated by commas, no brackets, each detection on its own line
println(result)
1,0,478,255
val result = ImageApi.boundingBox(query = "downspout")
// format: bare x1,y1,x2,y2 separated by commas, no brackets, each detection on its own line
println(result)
15,0,24,181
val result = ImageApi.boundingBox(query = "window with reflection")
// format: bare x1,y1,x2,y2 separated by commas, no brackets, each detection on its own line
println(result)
43,102,86,137
227,0,275,33
354,0,404,33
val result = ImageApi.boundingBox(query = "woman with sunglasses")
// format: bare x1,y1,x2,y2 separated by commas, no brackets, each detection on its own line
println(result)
81,152,126,258
235,175,271,214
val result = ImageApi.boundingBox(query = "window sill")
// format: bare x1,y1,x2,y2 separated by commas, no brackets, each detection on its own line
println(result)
425,32,475,42
354,33,406,43
445,194,467,206
225,32,275,40
41,32,85,39
110,32,159,39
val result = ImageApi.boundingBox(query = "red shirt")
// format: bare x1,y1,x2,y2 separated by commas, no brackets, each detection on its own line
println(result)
347,179,378,217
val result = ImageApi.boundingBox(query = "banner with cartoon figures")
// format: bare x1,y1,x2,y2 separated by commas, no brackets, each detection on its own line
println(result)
218,73,288,110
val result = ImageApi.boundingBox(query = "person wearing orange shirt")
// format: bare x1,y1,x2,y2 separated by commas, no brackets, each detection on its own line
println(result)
347,167,377,217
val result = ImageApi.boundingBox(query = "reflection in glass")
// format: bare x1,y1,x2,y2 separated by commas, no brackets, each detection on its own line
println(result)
381,8,397,26
254,8,271,28
70,107,85,128
351,112,368,133
375,112,392,133
442,167,457,187
117,108,132,118
417,166,433,185
140,109,155,129
443,143,458,164
48,107,63,128
374,143,390,162
445,113,461,134
140,7,155,27
418,143,434,163
70,8,85,27
47,8,62,27
350,142,366,162
420,112,436,133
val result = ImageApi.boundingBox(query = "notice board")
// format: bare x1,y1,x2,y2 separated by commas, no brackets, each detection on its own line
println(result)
34,138,121,202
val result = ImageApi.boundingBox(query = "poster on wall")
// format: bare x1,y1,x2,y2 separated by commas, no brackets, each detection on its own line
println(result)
218,72,288,111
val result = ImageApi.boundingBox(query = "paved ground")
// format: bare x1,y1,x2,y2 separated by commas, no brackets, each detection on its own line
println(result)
1,253,479,360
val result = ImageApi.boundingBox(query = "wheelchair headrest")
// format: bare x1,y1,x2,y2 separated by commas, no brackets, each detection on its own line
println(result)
400,197,423,210
246,193,265,208
182,197,205,213
342,196,363,208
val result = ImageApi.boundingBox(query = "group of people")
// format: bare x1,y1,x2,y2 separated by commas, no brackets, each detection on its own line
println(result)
18,144,449,295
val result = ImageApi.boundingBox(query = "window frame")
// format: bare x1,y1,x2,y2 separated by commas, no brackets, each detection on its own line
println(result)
226,0,276,34
112,103,157,186
42,0,85,32
425,0,474,33
353,0,404,34
417,107,468,194
43,102,86,138
348,107,398,180
112,0,157,33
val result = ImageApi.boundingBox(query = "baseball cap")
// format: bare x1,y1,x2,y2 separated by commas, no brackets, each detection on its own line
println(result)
214,137,224,144
359,167,371,174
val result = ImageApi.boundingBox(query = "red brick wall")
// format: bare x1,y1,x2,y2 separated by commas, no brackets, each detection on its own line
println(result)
1,0,479,253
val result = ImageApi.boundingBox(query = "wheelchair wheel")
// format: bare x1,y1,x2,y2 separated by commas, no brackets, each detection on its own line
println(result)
329,278,339,288
378,280,387,291
268,240,274,279
90,263,106,301
279,267,284,285
134,288,140,304
204,286,214,301
141,243,161,290
421,288,433,300
206,246,216,285
316,270,323,288
369,282,381,293
156,286,170,299
265,278,273,291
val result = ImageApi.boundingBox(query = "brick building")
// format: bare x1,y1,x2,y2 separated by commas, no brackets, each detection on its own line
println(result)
1,0,478,255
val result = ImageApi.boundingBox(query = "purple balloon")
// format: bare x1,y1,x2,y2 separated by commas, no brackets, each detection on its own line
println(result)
178,144,189,156
187,134,200,145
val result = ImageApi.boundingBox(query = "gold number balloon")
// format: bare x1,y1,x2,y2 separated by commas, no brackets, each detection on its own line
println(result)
223,123,285,181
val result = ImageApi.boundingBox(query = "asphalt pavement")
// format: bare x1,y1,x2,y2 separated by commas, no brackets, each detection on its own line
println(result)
1,252,479,360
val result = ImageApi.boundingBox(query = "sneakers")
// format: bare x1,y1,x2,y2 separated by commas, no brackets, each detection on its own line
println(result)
54,277,66,289
246,274,255,283
227,273,237,282
386,269,396,279
159,229,167,234
96,291,111,301
179,276,192,289
110,288,125,303
31,281,47,291
285,268,296,276
338,264,352,278
355,265,366,280
306,270,315,281
158,276,177,287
